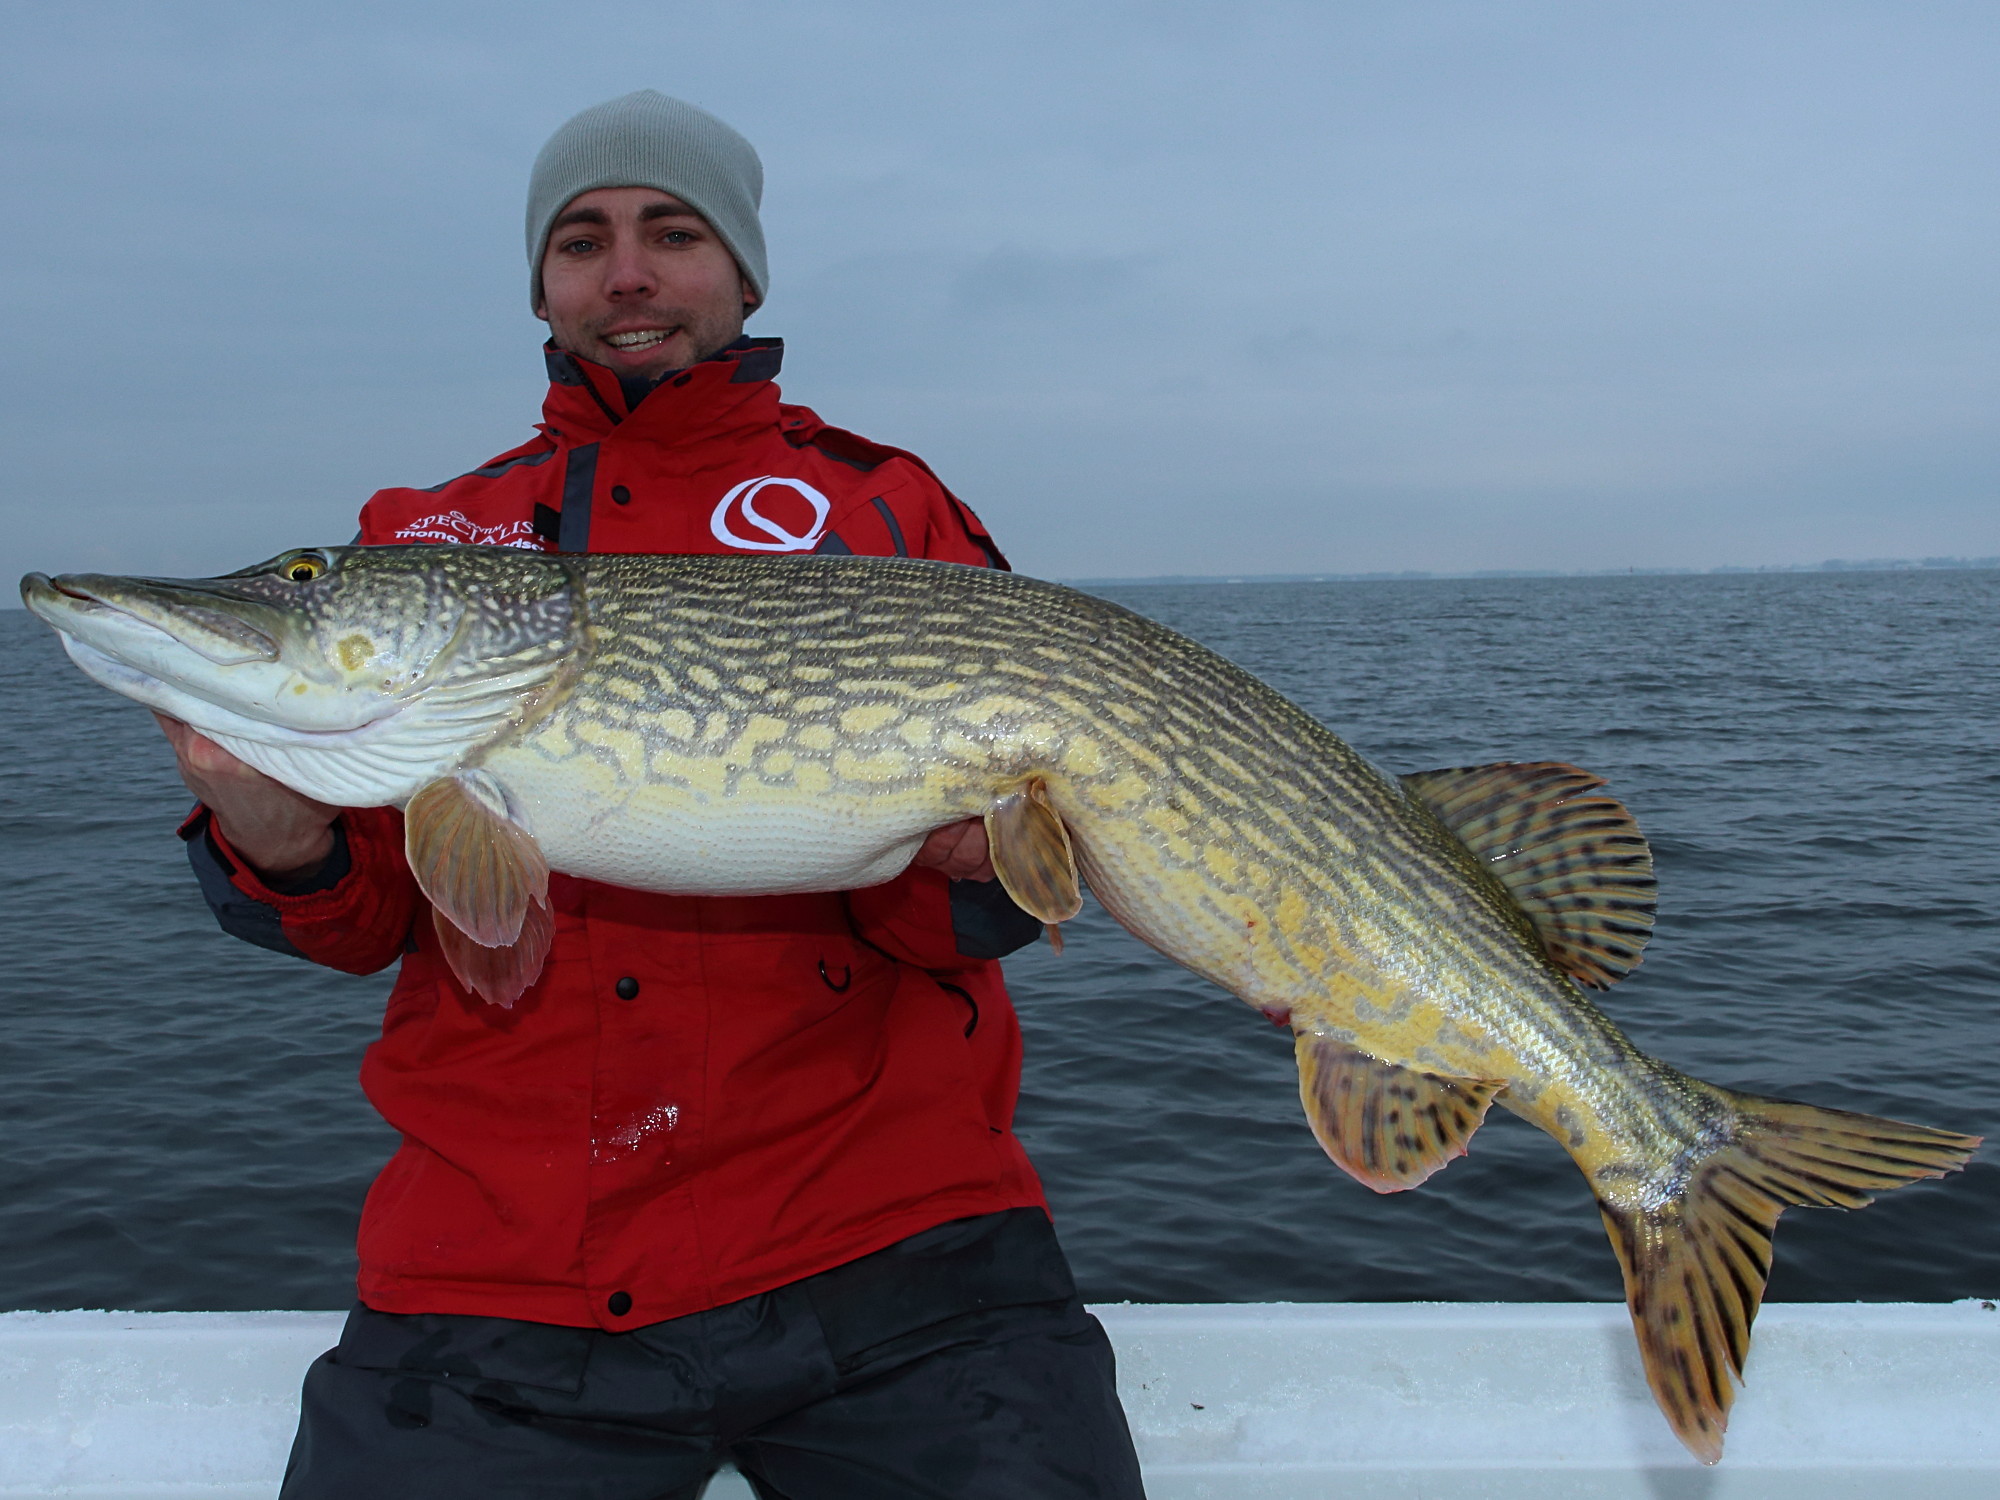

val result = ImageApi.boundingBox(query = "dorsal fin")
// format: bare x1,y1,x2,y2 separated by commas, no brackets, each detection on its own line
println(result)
1401,761,1657,990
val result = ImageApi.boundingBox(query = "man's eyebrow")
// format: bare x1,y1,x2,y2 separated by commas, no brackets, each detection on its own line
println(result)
638,201,703,223
550,206,610,232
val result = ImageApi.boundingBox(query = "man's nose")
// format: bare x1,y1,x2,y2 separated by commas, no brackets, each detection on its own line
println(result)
601,241,657,300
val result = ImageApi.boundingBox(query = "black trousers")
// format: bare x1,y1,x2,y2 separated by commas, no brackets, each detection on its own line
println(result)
280,1210,1147,1499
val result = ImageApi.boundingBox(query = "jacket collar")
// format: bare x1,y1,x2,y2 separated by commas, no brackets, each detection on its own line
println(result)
539,337,786,446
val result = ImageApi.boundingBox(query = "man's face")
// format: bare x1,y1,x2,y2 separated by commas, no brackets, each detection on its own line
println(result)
535,187,757,383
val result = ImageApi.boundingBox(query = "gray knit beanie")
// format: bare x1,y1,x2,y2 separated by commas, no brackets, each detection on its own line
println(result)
526,90,768,312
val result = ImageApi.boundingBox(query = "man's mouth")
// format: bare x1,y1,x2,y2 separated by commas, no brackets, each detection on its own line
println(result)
604,328,679,351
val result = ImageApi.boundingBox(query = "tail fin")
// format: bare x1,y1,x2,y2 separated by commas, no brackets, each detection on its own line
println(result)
1597,1091,1979,1464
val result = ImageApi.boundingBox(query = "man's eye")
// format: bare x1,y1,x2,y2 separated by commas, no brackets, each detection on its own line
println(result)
560,237,598,254
662,230,694,245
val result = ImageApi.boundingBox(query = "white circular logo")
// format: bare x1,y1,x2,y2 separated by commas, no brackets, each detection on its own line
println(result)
709,475,832,552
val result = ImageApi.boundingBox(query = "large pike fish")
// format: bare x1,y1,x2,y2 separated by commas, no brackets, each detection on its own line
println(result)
23,545,1979,1461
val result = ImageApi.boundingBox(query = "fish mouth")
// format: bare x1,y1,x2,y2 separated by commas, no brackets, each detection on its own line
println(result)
23,572,280,666
22,572,92,610
21,572,116,630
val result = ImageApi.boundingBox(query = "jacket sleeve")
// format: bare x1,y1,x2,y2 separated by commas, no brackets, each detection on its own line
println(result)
179,805,420,976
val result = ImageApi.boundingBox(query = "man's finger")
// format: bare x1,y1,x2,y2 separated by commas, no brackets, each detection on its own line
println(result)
913,823,962,867
156,714,252,779
948,821,993,881
183,733,250,778
914,818,994,880
913,819,995,882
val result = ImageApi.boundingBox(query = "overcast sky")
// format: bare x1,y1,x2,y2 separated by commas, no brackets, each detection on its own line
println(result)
4,1,1996,587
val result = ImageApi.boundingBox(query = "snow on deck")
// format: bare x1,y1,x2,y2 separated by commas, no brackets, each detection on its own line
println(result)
0,1301,1993,1498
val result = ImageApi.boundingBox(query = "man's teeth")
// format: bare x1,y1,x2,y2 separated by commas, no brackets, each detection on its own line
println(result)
606,330,673,349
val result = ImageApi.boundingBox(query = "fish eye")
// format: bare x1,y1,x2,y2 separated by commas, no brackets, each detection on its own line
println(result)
280,553,329,584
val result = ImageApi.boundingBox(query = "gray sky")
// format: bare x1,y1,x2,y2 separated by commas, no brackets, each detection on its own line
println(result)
4,1,1997,586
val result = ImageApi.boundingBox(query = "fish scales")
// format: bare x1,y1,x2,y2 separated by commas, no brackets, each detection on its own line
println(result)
22,543,1979,1463
518,555,1689,1147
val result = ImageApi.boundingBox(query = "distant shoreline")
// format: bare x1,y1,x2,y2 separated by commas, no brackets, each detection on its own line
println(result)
1066,557,2000,587
4,556,1995,610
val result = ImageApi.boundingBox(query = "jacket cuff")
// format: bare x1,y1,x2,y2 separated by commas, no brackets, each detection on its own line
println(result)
848,865,1038,969
947,877,1044,960
179,806,354,904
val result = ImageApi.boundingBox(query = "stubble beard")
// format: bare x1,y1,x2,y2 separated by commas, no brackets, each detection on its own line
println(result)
562,301,748,384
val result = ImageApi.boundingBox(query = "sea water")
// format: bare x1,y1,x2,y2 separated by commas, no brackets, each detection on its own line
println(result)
0,569,1993,1311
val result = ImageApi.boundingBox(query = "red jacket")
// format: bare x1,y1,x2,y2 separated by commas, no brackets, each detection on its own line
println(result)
190,339,1047,1330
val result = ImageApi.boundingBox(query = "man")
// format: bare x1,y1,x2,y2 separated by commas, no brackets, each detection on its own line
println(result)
162,91,1146,1498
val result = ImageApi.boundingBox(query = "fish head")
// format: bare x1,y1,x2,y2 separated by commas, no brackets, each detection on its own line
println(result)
22,544,581,805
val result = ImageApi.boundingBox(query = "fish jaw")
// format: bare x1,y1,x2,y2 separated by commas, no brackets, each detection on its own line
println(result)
24,570,329,722
24,549,586,808
24,563,424,747
50,634,510,807
29,597,520,809
24,571,280,666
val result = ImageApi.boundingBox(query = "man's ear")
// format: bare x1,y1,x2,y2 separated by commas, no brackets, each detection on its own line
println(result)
740,275,760,314
533,300,549,323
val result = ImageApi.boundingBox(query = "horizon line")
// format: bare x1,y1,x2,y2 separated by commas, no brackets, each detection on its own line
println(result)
1060,555,2000,587
3,553,1997,611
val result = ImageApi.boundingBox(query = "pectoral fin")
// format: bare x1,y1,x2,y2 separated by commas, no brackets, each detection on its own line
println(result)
433,900,554,1010
985,777,1084,925
405,771,553,1006
405,771,550,947
1295,1032,1506,1193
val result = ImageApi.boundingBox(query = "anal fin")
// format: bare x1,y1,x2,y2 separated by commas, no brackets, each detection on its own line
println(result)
1295,1032,1506,1192
985,777,1084,926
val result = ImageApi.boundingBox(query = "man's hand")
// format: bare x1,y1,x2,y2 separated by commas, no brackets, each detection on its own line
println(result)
913,817,994,882
154,713,340,883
